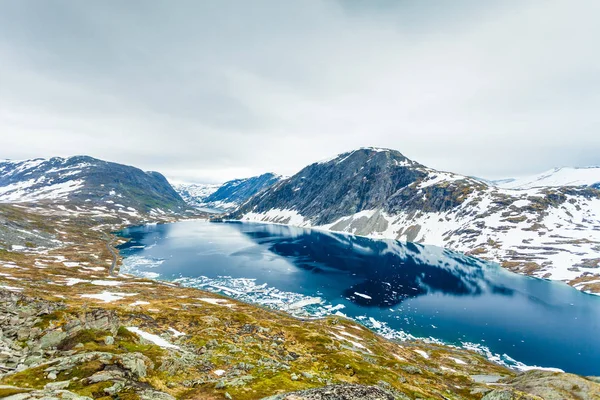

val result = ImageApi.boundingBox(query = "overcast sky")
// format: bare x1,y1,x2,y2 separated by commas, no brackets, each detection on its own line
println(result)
1,1,599,183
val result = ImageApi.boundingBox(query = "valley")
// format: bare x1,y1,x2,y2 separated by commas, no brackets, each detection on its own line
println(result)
0,153,599,399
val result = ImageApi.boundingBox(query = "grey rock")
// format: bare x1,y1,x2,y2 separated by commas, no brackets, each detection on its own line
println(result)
39,331,67,349
139,390,176,400
471,374,504,383
103,336,114,345
117,352,152,379
503,370,600,400
482,390,515,400
104,381,126,396
3,394,33,400
87,369,124,383
226,375,255,387
401,365,422,375
44,380,71,390
260,384,399,400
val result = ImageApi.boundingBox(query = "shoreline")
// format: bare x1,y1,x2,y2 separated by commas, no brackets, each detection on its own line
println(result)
115,219,574,376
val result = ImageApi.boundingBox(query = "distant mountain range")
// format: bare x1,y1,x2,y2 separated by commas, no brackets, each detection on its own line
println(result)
171,182,221,208
229,148,600,292
173,173,281,211
492,166,600,189
0,156,187,214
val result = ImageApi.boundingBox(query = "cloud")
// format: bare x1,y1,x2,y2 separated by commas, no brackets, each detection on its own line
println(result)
0,0,598,183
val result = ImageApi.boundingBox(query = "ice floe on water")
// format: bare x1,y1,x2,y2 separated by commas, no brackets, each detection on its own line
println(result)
173,275,326,316
161,274,564,372
120,255,164,279
119,254,565,372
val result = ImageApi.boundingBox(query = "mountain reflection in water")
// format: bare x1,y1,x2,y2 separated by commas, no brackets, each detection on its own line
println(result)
236,223,514,307
117,220,600,376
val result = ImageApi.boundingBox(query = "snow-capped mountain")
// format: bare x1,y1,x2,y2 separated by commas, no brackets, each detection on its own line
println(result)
0,156,187,213
231,148,600,292
171,183,220,208
493,166,600,189
175,173,281,211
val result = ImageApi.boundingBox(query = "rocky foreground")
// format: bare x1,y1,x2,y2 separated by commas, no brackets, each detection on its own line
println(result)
0,203,599,399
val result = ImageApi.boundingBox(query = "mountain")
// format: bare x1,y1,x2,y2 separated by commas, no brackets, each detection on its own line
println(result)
0,156,187,213
171,182,220,208
493,166,600,189
230,148,600,292
175,173,281,211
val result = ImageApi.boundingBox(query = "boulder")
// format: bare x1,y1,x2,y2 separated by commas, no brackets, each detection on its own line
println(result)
39,331,67,349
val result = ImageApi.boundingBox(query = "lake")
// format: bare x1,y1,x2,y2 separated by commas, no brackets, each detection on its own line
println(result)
117,220,600,376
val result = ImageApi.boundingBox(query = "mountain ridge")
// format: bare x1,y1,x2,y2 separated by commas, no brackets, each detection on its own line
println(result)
0,155,187,214
174,172,282,211
230,148,600,293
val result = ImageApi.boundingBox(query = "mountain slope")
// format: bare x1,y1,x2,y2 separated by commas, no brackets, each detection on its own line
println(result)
231,148,600,293
171,182,220,208
177,173,281,211
0,156,187,213
494,166,600,189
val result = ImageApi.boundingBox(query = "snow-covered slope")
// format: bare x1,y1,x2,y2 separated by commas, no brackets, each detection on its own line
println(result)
232,148,600,293
174,173,281,212
0,156,187,213
494,167,600,189
171,183,220,208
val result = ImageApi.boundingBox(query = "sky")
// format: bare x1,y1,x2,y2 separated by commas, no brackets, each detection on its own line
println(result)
0,1,599,184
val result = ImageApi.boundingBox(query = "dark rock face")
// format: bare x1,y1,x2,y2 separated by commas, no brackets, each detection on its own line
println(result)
230,148,478,225
0,156,187,212
203,173,281,208
228,148,600,288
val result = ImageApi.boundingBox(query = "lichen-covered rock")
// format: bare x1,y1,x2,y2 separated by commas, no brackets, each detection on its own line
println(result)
503,370,600,400
116,352,154,379
260,384,400,400
39,330,67,349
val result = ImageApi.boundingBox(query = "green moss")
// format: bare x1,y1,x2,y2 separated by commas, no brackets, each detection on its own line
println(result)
228,372,320,400
113,391,142,400
73,381,113,398
119,341,165,367
0,387,30,397
59,359,105,381
57,329,111,351
117,325,139,341
0,248,28,263
2,365,52,389
34,310,66,329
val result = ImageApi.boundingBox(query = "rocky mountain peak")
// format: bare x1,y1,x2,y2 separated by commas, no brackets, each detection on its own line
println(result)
316,147,418,169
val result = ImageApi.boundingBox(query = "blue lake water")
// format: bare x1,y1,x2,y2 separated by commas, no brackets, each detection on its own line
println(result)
117,220,600,376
